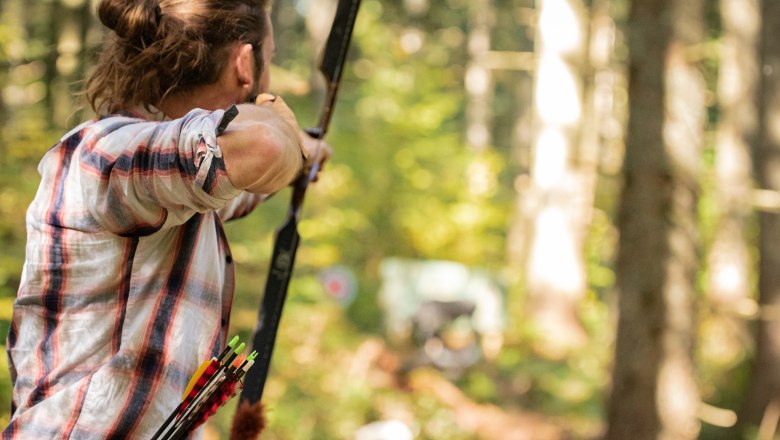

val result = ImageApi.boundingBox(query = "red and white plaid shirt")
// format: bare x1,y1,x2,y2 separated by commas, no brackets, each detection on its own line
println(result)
4,108,265,439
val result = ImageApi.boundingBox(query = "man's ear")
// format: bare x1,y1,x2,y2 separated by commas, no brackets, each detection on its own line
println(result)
235,43,255,88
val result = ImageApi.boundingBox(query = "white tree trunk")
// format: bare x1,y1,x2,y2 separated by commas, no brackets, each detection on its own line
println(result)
465,0,494,151
524,0,589,358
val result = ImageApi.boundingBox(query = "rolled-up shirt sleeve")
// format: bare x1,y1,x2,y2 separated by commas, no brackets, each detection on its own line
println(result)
217,192,268,222
77,108,241,235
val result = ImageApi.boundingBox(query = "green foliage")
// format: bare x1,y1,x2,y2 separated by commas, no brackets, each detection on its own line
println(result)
215,1,525,435
0,0,755,439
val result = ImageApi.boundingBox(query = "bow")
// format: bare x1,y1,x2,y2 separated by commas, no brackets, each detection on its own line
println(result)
230,1,362,438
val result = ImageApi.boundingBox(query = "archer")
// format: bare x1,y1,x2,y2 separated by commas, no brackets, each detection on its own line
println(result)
3,0,329,438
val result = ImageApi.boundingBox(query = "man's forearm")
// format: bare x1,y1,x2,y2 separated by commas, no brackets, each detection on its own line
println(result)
219,104,304,194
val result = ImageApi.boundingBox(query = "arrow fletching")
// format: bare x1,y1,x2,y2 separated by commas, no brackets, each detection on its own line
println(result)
153,335,259,440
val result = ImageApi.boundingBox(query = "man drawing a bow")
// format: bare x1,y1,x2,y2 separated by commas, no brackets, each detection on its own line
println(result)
3,0,329,438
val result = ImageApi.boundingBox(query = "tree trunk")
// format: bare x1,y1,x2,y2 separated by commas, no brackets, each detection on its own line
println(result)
606,0,705,438
0,0,6,141
701,0,759,433
738,0,780,435
43,0,62,129
48,0,94,128
522,0,590,359
465,0,494,151
707,0,758,311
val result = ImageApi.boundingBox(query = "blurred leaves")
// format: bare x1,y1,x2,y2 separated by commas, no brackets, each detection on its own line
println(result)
0,0,753,439
0,0,603,437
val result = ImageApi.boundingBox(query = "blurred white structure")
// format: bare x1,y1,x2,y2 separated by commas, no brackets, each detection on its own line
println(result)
378,258,505,367
354,420,414,440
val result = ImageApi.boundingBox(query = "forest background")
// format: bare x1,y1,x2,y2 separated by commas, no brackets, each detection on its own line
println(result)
0,0,777,439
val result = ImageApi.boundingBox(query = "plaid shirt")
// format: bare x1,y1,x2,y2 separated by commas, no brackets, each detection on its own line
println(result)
4,108,265,439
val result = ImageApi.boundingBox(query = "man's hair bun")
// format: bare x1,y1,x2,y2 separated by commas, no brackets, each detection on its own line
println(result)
98,0,161,45
86,0,270,113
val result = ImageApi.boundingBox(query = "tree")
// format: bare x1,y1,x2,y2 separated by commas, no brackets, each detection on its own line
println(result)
700,0,759,434
465,0,493,152
737,0,780,435
522,0,590,358
607,0,706,438
707,0,757,314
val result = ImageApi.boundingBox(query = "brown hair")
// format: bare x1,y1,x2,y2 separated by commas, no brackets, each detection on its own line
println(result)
86,0,270,113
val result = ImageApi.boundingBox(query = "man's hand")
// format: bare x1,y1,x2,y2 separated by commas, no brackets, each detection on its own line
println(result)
255,93,331,182
301,131,332,182
254,93,306,157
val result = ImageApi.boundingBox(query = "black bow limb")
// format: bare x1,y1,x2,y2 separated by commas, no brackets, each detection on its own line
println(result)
230,1,362,438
